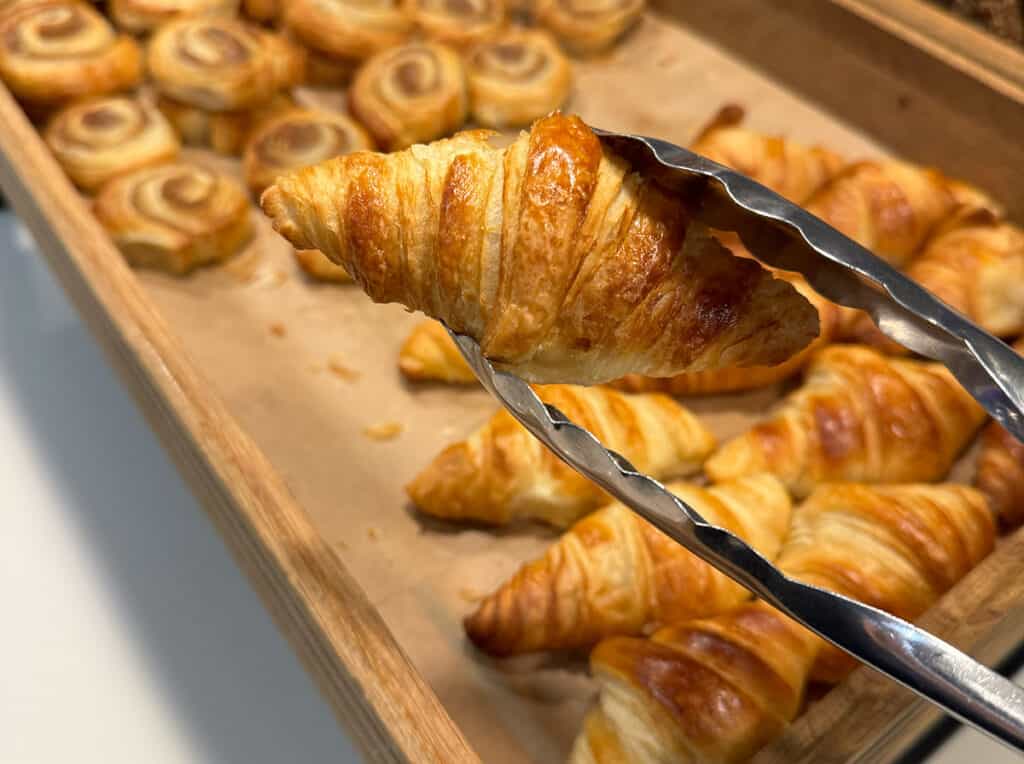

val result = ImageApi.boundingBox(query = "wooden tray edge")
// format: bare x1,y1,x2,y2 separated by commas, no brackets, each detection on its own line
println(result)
0,85,479,764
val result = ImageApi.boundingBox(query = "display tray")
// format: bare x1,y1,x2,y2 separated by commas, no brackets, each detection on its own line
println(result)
3,1,1024,762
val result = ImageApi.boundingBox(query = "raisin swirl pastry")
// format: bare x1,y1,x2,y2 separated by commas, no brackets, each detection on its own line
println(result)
466,28,571,128
45,94,180,191
282,0,412,63
158,91,293,155
535,0,644,56
243,108,374,197
147,17,304,111
408,0,504,48
0,1,141,109
109,0,239,34
94,162,252,275
349,41,467,150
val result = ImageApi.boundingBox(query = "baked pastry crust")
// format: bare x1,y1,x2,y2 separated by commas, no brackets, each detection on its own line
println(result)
293,248,352,282
0,1,142,107
94,162,252,274
147,17,304,111
466,28,571,128
282,0,412,61
399,319,477,383
241,0,278,23
408,0,505,48
157,92,294,155
406,384,716,527
348,40,467,150
109,0,239,34
243,107,374,196
262,114,820,384
45,94,180,191
465,474,791,655
705,345,987,497
535,0,644,55
974,338,1024,530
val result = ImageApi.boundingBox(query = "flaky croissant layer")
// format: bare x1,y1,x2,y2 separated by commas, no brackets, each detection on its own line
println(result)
262,113,819,385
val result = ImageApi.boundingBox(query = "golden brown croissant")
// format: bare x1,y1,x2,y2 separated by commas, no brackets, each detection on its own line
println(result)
464,474,791,656
0,1,142,110
109,0,239,34
705,345,986,497
399,319,477,383
406,384,716,527
261,114,820,385
612,273,839,396
574,481,995,763
974,338,1024,530
844,216,1024,352
804,160,1000,268
690,104,845,204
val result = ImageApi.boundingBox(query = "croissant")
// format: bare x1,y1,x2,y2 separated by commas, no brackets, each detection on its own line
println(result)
705,345,986,497
261,114,820,386
844,217,1024,352
974,339,1024,530
464,474,792,656
293,248,352,283
690,104,844,204
406,384,716,527
399,319,477,383
612,273,839,396
803,160,1000,268
573,481,995,763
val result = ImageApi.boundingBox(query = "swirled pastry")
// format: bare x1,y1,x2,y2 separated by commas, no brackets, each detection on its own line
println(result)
406,384,716,527
243,108,374,196
282,0,412,62
705,345,987,497
465,474,791,655
157,92,293,155
399,319,477,383
109,0,239,34
573,482,994,763
348,41,467,150
241,0,278,22
293,248,351,282
535,0,644,56
45,94,180,192
845,217,1024,352
303,47,358,87
0,1,141,108
94,162,252,274
408,0,504,48
691,104,845,204
147,17,304,111
261,115,820,385
466,28,571,128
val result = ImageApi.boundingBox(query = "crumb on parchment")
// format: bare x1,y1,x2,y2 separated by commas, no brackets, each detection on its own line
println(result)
363,421,403,441
367,527,379,540
328,356,361,382
269,322,286,338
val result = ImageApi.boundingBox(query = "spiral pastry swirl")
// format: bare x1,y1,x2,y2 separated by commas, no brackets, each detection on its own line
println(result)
0,1,142,107
147,17,305,111
158,91,293,155
110,0,240,34
283,0,412,62
467,29,571,128
535,0,644,55
45,94,180,191
244,108,373,196
409,0,505,48
94,162,252,274
349,41,467,150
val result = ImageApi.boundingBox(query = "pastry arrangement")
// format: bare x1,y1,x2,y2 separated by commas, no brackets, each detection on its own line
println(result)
3,1,1024,762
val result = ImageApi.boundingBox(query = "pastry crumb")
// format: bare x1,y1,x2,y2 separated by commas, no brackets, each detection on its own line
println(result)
269,322,287,338
363,421,403,441
328,356,361,382
367,527,379,540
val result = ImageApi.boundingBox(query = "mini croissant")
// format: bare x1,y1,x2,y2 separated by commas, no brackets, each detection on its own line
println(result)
845,217,1024,352
691,104,845,204
465,474,791,656
573,482,995,763
406,384,716,527
705,345,986,497
974,339,1024,531
262,114,819,385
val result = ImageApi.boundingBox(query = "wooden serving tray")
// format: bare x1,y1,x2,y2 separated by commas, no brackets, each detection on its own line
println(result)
4,1,1024,762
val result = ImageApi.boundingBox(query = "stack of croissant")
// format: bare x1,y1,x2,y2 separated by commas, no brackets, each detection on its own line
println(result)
4,0,1024,758
262,105,1024,763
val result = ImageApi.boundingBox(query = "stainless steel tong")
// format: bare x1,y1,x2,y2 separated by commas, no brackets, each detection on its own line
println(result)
446,130,1024,753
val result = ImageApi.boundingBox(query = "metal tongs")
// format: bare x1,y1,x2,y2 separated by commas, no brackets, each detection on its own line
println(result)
447,131,1024,752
